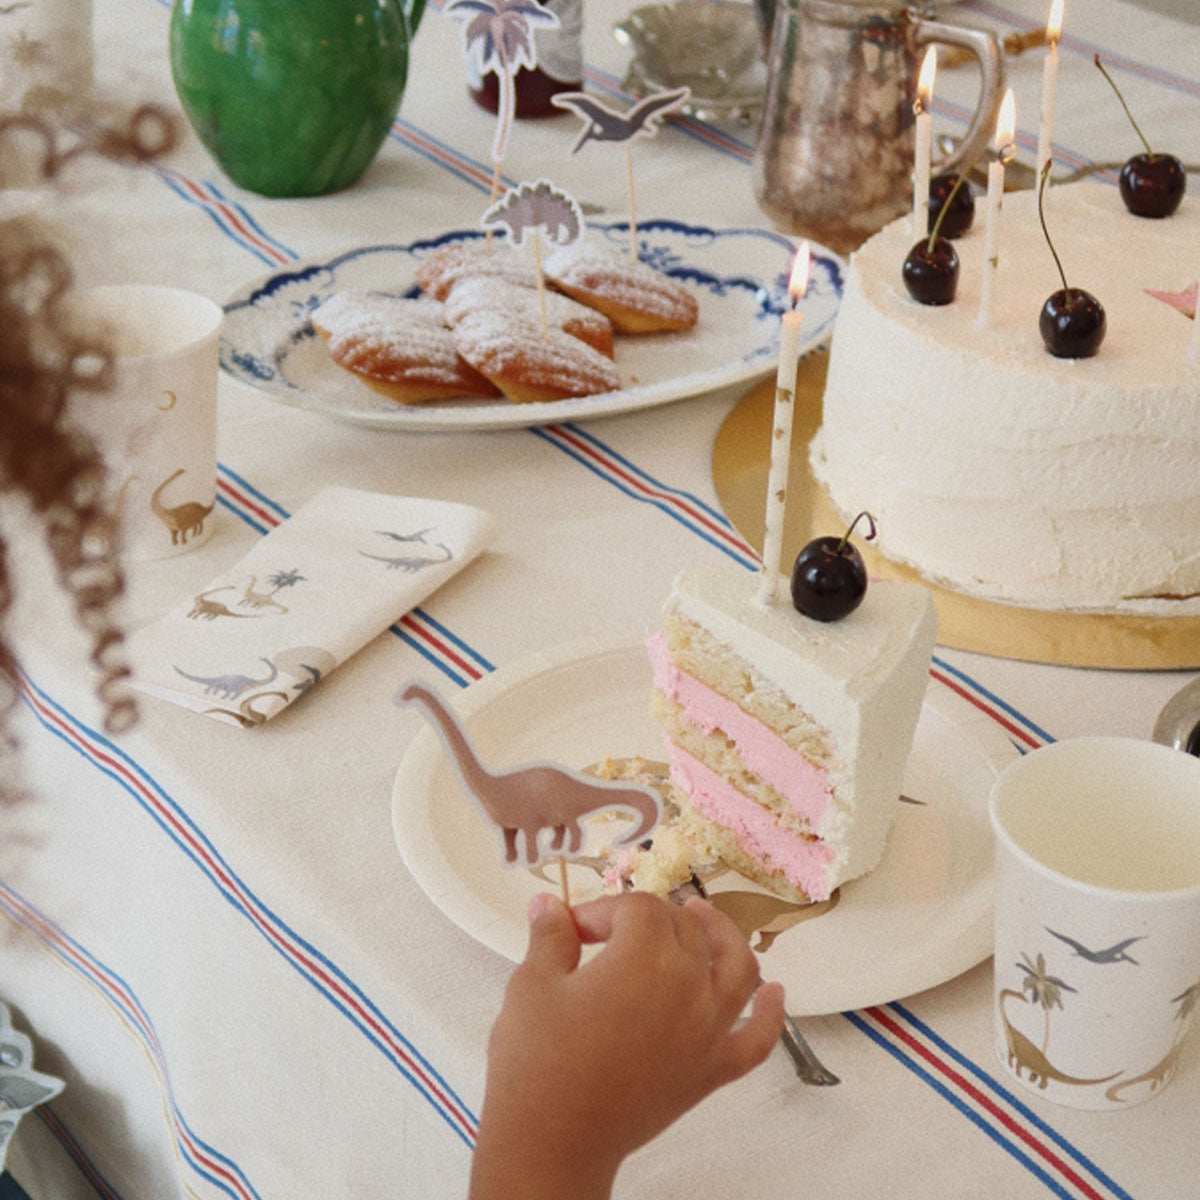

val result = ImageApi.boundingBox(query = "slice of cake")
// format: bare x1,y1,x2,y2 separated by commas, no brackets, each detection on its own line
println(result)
647,568,937,902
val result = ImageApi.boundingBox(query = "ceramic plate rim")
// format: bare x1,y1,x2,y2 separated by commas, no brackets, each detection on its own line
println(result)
392,632,1018,1014
220,220,843,432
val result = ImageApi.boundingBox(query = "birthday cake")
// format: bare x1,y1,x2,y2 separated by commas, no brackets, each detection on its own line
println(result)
810,179,1200,614
642,568,937,903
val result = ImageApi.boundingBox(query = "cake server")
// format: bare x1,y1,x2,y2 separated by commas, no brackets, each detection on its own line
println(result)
1152,678,1200,756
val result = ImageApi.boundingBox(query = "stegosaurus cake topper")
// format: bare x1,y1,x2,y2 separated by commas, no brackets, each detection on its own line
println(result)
400,682,661,873
480,177,584,338
480,177,583,248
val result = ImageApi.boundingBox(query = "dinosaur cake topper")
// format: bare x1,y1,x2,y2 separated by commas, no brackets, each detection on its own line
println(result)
480,178,584,339
551,86,691,257
399,682,661,884
480,177,583,249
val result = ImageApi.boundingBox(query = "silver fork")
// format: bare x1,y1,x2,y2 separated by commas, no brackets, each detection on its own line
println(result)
780,1015,840,1086
670,875,840,1086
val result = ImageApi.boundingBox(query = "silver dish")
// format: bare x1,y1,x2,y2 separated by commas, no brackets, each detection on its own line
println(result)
614,2,767,125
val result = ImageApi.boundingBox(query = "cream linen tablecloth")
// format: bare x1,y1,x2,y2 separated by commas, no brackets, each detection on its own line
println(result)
2,1,1199,1196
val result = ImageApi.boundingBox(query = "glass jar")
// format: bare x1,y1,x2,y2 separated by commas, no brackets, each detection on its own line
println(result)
468,0,583,117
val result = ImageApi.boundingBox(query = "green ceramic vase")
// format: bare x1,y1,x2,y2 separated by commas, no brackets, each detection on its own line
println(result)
169,0,425,197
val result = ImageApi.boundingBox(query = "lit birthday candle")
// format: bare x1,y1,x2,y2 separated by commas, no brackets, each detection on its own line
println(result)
978,89,1016,330
912,47,937,235
1036,0,1064,181
758,244,810,606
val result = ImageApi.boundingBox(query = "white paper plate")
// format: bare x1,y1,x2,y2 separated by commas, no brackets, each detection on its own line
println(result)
391,634,1018,1014
221,220,843,432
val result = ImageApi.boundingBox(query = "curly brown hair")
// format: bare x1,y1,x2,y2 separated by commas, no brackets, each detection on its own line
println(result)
0,106,178,739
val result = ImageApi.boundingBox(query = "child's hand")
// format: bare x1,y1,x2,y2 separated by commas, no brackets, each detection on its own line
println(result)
469,891,786,1200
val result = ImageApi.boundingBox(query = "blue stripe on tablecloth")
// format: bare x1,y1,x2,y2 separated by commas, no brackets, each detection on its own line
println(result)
126,9,1130,1183
0,882,260,1200
154,169,296,268
531,423,762,570
12,677,480,1152
961,0,1200,96
846,1008,1080,1200
887,1002,1136,1200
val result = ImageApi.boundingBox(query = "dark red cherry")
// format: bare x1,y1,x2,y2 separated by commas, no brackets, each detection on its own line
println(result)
1119,153,1187,218
903,236,959,305
790,512,875,622
1039,288,1106,358
926,173,975,238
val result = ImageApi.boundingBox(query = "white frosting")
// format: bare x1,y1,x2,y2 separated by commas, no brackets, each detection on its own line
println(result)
662,569,937,889
811,180,1200,613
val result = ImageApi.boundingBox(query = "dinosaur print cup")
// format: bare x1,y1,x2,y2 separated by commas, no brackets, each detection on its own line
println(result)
990,737,1200,1110
66,284,223,560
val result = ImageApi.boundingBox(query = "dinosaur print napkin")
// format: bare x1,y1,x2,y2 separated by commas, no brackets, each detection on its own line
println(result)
125,486,496,725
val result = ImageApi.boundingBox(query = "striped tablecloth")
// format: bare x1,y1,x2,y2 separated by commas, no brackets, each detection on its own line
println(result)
2,1,1198,1196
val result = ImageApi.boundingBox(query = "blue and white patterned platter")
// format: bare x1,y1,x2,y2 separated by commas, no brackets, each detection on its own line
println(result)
221,220,843,433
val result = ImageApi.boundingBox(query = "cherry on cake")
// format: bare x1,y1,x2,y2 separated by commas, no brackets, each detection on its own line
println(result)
811,179,1200,614
644,568,938,902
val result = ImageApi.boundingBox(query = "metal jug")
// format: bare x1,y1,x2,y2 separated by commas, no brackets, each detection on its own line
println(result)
752,0,1004,254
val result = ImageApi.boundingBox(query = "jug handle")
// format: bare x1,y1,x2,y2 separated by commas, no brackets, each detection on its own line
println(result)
913,18,1005,180
405,0,426,38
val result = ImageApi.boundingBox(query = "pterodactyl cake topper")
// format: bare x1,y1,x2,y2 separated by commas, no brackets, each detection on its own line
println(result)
400,683,661,900
551,86,691,256
480,177,584,338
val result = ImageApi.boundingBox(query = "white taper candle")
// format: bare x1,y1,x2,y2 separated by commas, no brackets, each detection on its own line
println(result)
978,89,1015,330
912,48,936,236
1036,0,1064,180
757,245,810,606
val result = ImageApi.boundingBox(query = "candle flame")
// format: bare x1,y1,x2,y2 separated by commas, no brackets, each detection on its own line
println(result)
994,88,1016,150
789,243,810,300
918,47,937,104
1047,0,1064,46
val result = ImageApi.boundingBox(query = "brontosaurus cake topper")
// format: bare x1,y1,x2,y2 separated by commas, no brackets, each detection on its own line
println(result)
399,683,661,883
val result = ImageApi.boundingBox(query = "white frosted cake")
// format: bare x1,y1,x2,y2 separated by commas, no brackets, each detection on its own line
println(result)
646,568,938,902
811,180,1200,614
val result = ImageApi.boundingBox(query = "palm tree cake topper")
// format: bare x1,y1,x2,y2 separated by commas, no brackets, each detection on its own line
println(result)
400,682,661,904
447,0,560,198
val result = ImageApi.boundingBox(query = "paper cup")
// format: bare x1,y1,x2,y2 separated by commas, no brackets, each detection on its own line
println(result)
67,285,223,561
990,737,1200,1109
0,0,93,112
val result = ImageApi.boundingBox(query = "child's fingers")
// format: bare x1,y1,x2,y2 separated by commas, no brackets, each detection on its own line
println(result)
713,980,787,1086
682,897,762,1016
520,893,583,975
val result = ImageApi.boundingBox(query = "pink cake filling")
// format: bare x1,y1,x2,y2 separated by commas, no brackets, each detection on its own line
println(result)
665,743,836,900
647,631,835,831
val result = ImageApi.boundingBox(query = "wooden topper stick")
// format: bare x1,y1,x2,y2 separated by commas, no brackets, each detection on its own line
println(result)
626,143,638,258
531,232,550,341
486,162,503,248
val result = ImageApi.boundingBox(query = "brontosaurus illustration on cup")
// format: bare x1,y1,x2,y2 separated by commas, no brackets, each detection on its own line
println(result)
150,468,213,546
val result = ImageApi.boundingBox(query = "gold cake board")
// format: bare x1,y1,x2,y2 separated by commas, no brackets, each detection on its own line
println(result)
712,353,1200,670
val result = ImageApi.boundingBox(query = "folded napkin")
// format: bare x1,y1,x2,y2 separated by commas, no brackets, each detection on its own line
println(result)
126,486,496,725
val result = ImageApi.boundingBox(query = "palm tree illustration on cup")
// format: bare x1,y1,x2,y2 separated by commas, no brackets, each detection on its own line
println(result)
997,952,1121,1091
1105,978,1200,1104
